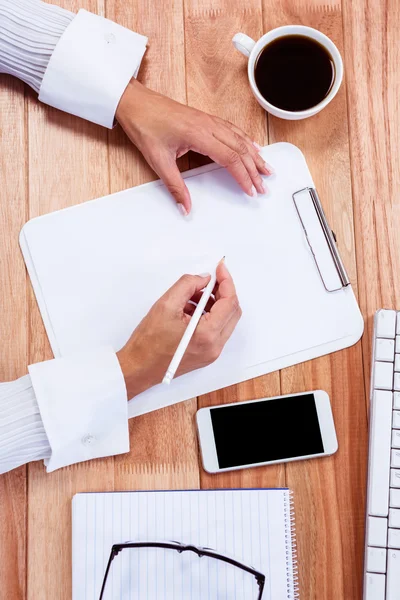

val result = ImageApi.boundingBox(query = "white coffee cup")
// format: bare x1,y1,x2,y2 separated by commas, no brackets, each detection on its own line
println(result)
232,25,343,120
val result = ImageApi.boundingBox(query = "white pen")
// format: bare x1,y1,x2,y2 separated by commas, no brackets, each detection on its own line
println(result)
162,258,223,385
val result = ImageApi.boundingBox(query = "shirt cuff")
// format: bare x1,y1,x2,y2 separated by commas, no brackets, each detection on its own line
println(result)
28,348,129,472
38,9,148,128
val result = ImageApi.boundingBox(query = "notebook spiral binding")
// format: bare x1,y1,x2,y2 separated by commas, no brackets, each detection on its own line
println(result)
284,490,299,599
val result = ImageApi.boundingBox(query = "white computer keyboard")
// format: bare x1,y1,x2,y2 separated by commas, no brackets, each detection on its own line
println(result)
364,310,400,600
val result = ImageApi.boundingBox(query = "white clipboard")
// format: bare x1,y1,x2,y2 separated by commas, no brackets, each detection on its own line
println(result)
20,143,363,418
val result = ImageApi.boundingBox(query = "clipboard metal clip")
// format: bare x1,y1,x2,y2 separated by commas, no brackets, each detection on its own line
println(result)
292,187,350,293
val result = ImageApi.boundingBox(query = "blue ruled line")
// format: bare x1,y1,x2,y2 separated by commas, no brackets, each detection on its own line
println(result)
112,494,114,598
258,491,262,570
172,492,175,599
94,494,97,600
120,494,123,600
146,495,149,599
240,492,245,596
129,495,132,600
197,491,200,599
155,494,158,600
189,491,192,600
207,492,210,600
266,494,272,600
181,492,183,596
215,490,219,596
85,495,88,600
137,496,140,600
163,493,166,600
232,491,236,600
250,491,254,567
103,494,106,582
224,492,228,600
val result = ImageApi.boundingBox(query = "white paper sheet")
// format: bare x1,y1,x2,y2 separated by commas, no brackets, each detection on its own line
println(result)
72,489,294,600
20,143,363,416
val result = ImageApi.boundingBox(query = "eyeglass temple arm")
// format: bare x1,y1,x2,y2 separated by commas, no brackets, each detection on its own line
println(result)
99,546,121,600
257,575,265,600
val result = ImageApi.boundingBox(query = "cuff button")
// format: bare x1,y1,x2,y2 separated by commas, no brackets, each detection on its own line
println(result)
82,434,96,447
104,33,116,45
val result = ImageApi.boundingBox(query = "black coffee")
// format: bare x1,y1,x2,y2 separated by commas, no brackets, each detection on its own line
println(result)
254,35,335,112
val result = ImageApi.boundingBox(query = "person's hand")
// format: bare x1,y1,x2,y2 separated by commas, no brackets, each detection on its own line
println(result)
117,261,241,399
116,79,273,216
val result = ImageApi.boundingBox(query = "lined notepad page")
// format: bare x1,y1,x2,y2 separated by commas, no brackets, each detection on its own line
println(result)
72,489,296,600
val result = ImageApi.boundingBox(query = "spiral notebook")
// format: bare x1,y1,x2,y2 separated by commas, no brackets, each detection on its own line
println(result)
72,489,298,600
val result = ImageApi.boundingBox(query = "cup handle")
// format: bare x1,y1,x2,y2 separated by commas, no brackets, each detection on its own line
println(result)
232,33,256,58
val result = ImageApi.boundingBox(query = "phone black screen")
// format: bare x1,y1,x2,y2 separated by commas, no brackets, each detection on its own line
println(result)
210,394,324,469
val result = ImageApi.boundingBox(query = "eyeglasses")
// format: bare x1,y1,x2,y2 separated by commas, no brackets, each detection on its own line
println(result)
99,540,265,600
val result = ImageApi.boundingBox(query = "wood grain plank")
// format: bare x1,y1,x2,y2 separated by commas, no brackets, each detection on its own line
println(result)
185,0,267,150
342,0,400,397
263,3,367,598
26,2,115,598
184,0,284,491
114,402,200,490
106,0,200,493
0,76,28,600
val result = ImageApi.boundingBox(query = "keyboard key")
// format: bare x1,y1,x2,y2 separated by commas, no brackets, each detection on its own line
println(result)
374,362,394,390
388,529,400,549
395,374,400,391
393,411,400,428
368,517,388,547
397,336,400,353
393,430,400,448
391,470,400,488
376,310,397,339
392,450,400,469
389,509,400,528
365,572,386,600
395,393,400,410
376,338,395,362
390,488,400,508
386,550,400,600
396,355,400,372
367,547,387,573
369,391,394,516
397,312,400,334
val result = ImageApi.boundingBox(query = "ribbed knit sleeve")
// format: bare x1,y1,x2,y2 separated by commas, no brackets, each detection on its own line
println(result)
0,0,74,93
0,375,51,474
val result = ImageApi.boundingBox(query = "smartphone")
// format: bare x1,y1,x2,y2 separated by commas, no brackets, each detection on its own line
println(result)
196,390,338,474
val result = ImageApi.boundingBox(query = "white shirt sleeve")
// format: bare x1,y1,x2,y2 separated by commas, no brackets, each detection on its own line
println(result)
0,1,148,128
0,349,129,474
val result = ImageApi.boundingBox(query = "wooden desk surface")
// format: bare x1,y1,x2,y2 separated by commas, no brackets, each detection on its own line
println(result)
1,0,398,598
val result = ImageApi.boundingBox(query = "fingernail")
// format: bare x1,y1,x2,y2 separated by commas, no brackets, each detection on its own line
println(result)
249,185,257,198
222,260,230,273
264,162,274,175
199,272,211,278
177,203,188,217
261,182,268,194
253,141,263,151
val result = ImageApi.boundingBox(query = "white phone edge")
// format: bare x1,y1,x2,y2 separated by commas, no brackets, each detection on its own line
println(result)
196,390,338,474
